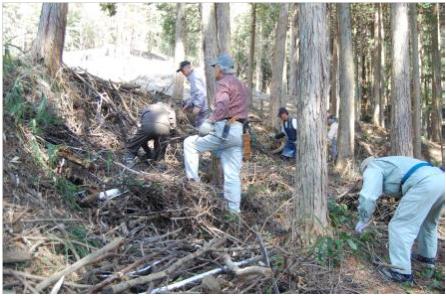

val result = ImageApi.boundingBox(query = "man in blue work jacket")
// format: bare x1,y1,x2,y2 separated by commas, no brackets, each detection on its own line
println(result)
356,156,445,284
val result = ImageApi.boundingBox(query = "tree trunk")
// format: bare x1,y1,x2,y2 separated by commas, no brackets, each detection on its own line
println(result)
201,3,218,107
330,13,339,117
336,4,355,168
430,3,443,144
361,53,366,118
292,3,329,246
355,50,361,122
356,51,363,122
173,3,186,101
372,5,381,126
410,4,422,158
282,51,288,103
270,3,289,129
281,48,288,100
32,3,68,75
390,3,413,156
247,3,256,107
215,3,231,54
289,4,299,96
255,21,263,93
379,4,386,128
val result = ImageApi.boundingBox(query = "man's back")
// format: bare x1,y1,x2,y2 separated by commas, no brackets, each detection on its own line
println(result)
215,74,249,120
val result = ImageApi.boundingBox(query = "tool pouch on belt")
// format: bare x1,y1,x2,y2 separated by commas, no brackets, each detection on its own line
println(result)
242,121,251,161
224,118,252,161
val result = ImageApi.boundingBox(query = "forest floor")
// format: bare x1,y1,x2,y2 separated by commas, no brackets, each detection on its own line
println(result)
2,55,445,294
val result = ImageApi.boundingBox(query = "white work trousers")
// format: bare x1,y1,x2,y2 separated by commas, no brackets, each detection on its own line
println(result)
389,171,445,274
184,120,243,213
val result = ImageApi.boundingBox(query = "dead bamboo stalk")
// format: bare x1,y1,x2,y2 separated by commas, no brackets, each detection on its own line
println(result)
35,237,124,293
104,238,225,294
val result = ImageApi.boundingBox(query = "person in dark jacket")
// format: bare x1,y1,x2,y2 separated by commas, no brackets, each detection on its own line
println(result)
124,102,176,165
275,107,297,159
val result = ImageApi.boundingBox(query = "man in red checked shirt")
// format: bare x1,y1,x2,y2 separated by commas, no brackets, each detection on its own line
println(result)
183,53,249,215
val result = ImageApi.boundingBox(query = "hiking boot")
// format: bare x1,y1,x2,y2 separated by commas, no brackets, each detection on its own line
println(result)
123,152,137,167
411,254,436,278
378,267,414,285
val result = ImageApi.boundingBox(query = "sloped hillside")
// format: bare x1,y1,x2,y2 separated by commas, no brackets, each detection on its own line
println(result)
2,56,444,294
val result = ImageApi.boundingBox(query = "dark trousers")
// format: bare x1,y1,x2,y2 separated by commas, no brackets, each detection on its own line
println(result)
126,128,167,160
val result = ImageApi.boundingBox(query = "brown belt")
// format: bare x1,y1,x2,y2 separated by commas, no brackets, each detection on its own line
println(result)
224,117,246,124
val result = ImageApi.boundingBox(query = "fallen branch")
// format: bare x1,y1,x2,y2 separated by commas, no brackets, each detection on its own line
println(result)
35,237,124,293
3,248,32,264
271,140,286,154
336,179,361,200
104,238,225,294
21,218,82,223
109,80,138,126
3,269,91,289
88,254,154,293
149,255,265,294
255,231,279,293
222,254,272,277
110,159,175,183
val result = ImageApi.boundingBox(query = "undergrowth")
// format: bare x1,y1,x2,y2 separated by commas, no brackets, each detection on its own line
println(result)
4,54,80,210
312,198,375,267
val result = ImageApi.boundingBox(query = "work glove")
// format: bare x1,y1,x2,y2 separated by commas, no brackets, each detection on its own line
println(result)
275,132,285,140
355,220,370,234
198,120,214,137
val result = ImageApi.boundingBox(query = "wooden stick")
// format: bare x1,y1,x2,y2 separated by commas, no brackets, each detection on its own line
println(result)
35,237,124,293
222,254,272,277
255,231,279,293
3,269,91,289
21,218,82,223
109,80,138,125
104,238,225,294
88,254,154,293
149,255,264,294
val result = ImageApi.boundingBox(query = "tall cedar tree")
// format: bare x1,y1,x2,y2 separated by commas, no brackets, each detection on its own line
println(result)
269,3,289,129
410,4,422,158
172,3,186,101
292,3,329,245
336,4,356,168
201,3,218,106
390,3,413,156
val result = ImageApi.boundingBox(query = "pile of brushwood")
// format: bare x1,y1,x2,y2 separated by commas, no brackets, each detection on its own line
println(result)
3,55,444,294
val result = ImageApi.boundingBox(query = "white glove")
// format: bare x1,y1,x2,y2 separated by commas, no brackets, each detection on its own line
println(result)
355,220,370,234
198,120,214,137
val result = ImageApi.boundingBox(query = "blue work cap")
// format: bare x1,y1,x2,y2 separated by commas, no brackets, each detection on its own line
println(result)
210,52,235,69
